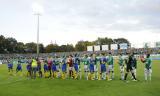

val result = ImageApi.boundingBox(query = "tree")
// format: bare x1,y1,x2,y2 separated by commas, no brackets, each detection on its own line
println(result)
0,35,130,53
16,42,25,53
59,44,75,52
39,44,45,53
113,38,130,44
5,37,18,53
75,41,86,51
25,42,37,53
45,44,59,53
95,37,114,45
75,41,95,51
0,35,6,53
66,44,75,52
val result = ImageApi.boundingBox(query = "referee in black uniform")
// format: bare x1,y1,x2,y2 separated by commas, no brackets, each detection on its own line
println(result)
124,53,137,81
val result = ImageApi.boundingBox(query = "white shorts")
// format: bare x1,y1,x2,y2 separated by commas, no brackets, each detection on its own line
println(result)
119,66,124,72
84,65,89,72
69,67,73,71
56,65,60,71
145,68,152,74
108,65,114,72
94,65,98,72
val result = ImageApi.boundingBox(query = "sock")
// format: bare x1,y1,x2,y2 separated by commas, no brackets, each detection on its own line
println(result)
145,70,147,80
79,72,82,79
96,72,98,79
149,73,151,81
85,72,88,80
58,72,61,78
122,72,124,80
134,70,136,78
124,73,128,80
120,72,123,80
102,73,106,80
112,71,114,79
131,73,137,80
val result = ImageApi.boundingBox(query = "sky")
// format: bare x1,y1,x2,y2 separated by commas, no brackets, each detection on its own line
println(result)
0,0,160,48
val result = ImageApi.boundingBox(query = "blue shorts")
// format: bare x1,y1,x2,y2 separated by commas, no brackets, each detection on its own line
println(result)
101,64,106,72
74,63,79,72
62,64,67,72
26,65,31,71
37,66,41,71
8,64,13,69
52,64,57,71
17,66,22,71
89,64,94,72
44,65,48,71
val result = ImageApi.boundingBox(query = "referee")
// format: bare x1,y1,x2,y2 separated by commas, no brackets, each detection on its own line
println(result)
124,53,137,81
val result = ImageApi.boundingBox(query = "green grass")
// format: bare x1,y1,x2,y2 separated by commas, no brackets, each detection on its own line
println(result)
0,60,160,96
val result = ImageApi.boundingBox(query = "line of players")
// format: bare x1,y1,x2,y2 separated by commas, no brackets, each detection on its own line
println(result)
7,52,152,81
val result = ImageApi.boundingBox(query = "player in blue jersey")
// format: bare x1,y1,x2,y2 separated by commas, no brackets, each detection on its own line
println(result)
99,53,108,80
7,58,13,72
16,60,22,73
51,58,56,78
44,60,50,78
93,54,99,80
61,55,67,79
89,54,96,80
44,60,49,72
73,54,81,79
26,61,31,78
26,57,32,78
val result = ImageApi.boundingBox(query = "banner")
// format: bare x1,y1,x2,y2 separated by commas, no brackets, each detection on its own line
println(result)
156,42,160,47
102,45,109,51
94,45,100,51
143,42,155,48
111,44,118,50
87,46,93,51
119,43,128,49
143,42,150,48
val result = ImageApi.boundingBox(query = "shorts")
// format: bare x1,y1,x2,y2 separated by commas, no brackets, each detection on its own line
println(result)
52,65,56,71
32,67,37,72
48,66,51,70
145,68,152,74
17,66,22,71
74,63,79,72
84,65,89,72
100,64,106,73
56,65,60,71
89,64,94,72
62,64,67,72
119,66,124,72
126,66,133,72
37,66,41,71
108,65,114,72
69,67,73,71
94,65,98,72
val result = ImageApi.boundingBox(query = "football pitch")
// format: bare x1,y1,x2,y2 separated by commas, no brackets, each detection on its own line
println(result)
0,60,160,96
